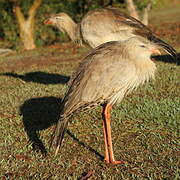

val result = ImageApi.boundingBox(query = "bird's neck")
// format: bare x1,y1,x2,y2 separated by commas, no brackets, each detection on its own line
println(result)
135,58,156,84
57,19,81,42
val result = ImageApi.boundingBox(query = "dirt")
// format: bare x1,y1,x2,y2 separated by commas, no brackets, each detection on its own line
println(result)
150,22,180,47
0,43,87,72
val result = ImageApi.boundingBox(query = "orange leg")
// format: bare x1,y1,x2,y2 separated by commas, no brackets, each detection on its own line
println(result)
102,117,109,163
102,104,125,165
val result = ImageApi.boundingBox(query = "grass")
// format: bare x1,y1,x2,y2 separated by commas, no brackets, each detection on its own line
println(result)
0,6,180,180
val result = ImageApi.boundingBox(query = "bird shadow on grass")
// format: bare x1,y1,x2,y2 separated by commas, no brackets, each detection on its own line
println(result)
1,71,70,84
20,96,103,160
20,96,62,154
153,53,180,64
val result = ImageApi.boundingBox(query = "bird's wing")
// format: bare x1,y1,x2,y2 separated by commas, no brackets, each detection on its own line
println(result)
103,7,177,58
61,41,137,117
50,42,135,152
81,7,177,58
81,7,152,47
104,7,152,36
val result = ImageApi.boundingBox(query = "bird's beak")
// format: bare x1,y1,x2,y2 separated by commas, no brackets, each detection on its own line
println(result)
44,19,53,25
150,48,161,55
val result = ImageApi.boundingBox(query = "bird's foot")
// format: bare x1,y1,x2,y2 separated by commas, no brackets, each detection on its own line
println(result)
104,158,126,165
104,157,109,164
110,160,126,165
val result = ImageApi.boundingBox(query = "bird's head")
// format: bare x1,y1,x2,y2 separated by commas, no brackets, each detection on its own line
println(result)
44,13,71,24
124,37,161,60
43,13,74,32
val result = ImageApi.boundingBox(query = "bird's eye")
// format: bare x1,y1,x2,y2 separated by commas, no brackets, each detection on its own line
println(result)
140,45,146,48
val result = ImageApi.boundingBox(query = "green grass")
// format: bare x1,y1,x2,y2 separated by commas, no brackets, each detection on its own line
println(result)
0,49,179,180
0,6,180,180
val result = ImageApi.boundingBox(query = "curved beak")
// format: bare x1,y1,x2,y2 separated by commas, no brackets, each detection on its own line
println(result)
150,48,161,55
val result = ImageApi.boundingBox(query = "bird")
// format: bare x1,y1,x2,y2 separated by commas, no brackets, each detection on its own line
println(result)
44,7,176,59
50,36,161,164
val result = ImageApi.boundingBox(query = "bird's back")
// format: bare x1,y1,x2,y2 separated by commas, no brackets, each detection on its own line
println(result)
80,7,177,59
80,7,152,48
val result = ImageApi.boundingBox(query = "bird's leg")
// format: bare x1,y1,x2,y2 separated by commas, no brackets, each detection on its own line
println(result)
102,112,109,163
103,104,125,165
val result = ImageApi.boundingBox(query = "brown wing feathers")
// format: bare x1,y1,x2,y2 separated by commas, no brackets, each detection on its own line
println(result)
106,7,177,59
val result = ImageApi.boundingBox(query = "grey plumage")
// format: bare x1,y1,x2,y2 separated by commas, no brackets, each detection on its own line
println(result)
51,37,160,158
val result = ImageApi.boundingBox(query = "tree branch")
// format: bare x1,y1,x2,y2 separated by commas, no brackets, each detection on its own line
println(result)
125,0,140,20
13,5,25,27
142,0,153,25
28,0,42,21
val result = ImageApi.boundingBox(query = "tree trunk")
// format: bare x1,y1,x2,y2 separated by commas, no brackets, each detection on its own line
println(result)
125,0,139,20
13,0,42,50
142,0,153,25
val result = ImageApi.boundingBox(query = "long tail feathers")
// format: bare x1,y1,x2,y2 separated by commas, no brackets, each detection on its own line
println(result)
50,116,69,155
